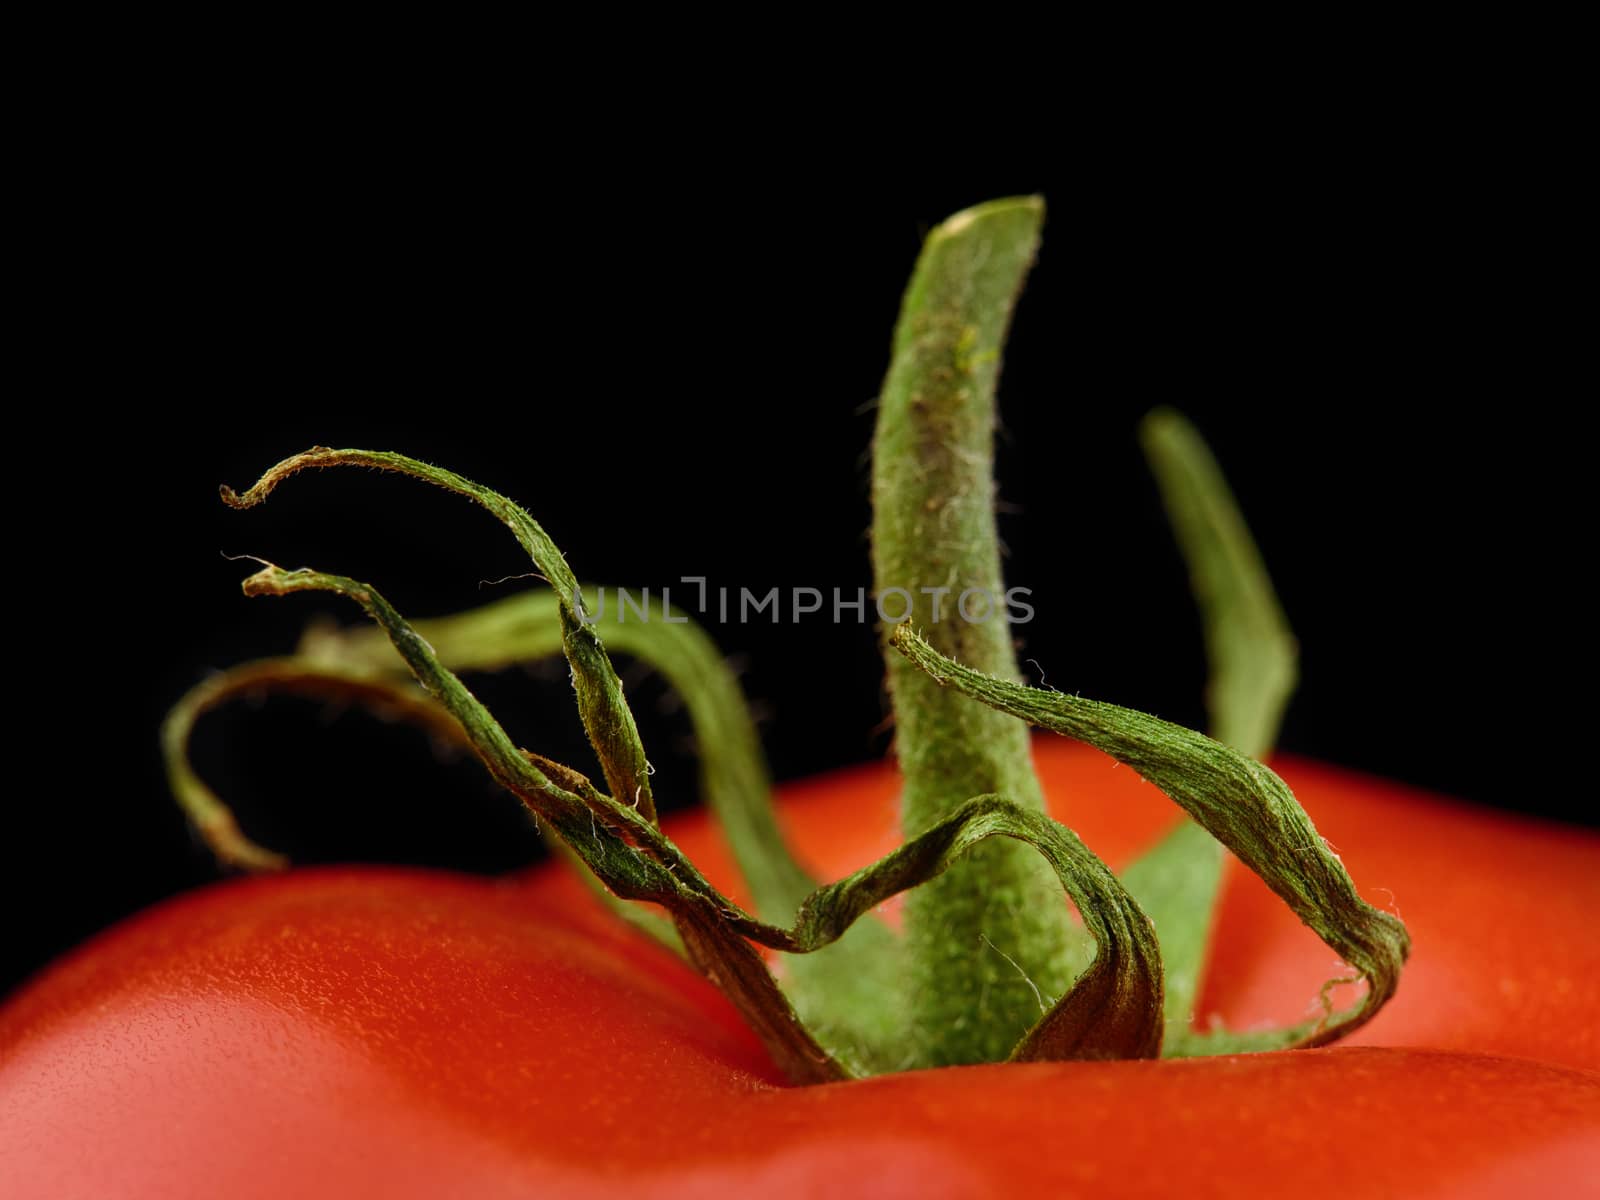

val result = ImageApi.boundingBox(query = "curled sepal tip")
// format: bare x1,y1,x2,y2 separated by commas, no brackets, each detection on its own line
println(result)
162,657,686,956
221,447,657,827
160,660,458,873
890,624,1410,1050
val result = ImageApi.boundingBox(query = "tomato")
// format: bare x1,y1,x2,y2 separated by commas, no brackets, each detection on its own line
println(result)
3,740,1596,1199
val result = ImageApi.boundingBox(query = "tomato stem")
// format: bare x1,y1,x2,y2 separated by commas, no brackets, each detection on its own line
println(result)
871,197,1083,1066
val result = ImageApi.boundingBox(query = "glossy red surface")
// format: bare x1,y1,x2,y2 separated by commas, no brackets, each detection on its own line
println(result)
3,741,1596,1197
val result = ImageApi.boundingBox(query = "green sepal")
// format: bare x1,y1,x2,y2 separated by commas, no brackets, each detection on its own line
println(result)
299,588,906,1072
891,624,1410,1051
1120,408,1304,1054
222,448,659,826
162,656,685,954
182,447,1166,1080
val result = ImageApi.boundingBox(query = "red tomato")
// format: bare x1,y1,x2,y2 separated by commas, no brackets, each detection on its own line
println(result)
3,741,1597,1198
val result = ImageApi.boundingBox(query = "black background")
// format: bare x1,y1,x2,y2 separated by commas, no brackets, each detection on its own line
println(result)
9,138,1582,998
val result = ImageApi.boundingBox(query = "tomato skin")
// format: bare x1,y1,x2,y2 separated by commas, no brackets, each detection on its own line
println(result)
3,744,1597,1198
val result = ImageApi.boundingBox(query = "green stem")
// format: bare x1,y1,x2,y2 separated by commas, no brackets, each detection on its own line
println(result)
871,196,1079,1066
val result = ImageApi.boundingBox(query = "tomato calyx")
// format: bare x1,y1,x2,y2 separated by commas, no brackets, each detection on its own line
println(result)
182,464,1167,1079
167,198,1410,1084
